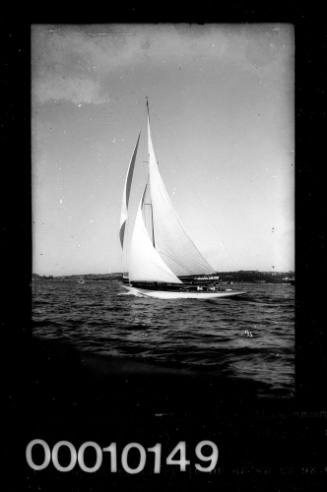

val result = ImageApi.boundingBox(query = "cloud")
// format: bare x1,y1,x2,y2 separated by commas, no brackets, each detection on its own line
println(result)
35,74,105,105
32,24,293,105
32,26,111,105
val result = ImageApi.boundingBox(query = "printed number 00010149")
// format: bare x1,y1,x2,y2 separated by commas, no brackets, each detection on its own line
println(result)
26,440,219,474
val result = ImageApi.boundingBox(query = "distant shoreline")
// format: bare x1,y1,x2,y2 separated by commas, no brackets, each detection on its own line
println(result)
32,271,295,284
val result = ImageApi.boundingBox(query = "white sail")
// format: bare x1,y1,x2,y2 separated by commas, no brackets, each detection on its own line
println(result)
128,193,182,284
119,132,140,249
146,112,215,277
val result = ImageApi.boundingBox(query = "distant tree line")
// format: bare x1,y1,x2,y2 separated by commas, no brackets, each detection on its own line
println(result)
32,271,295,283
217,270,295,283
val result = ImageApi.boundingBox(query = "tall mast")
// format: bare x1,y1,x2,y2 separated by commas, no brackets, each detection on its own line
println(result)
146,96,150,120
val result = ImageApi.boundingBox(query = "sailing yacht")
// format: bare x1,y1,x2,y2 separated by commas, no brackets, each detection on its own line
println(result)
119,99,245,299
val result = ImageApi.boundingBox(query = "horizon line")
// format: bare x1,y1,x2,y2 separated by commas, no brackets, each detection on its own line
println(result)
32,269,295,277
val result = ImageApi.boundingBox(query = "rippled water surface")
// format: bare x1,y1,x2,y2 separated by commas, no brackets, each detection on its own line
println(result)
32,279,295,398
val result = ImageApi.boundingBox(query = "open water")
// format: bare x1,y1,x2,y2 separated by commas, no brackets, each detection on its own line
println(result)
32,279,295,398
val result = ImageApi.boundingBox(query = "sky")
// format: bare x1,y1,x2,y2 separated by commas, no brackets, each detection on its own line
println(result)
32,24,294,276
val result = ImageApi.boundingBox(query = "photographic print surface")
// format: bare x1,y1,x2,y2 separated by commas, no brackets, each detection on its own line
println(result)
32,24,295,399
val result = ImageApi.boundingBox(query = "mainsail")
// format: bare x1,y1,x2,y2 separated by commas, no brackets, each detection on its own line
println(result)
128,192,182,284
119,132,140,249
146,106,215,277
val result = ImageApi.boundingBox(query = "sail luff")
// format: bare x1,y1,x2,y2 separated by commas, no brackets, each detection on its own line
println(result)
119,132,141,249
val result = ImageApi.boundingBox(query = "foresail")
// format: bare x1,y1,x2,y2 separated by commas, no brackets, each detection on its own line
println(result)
128,193,182,284
119,132,140,249
146,116,215,277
